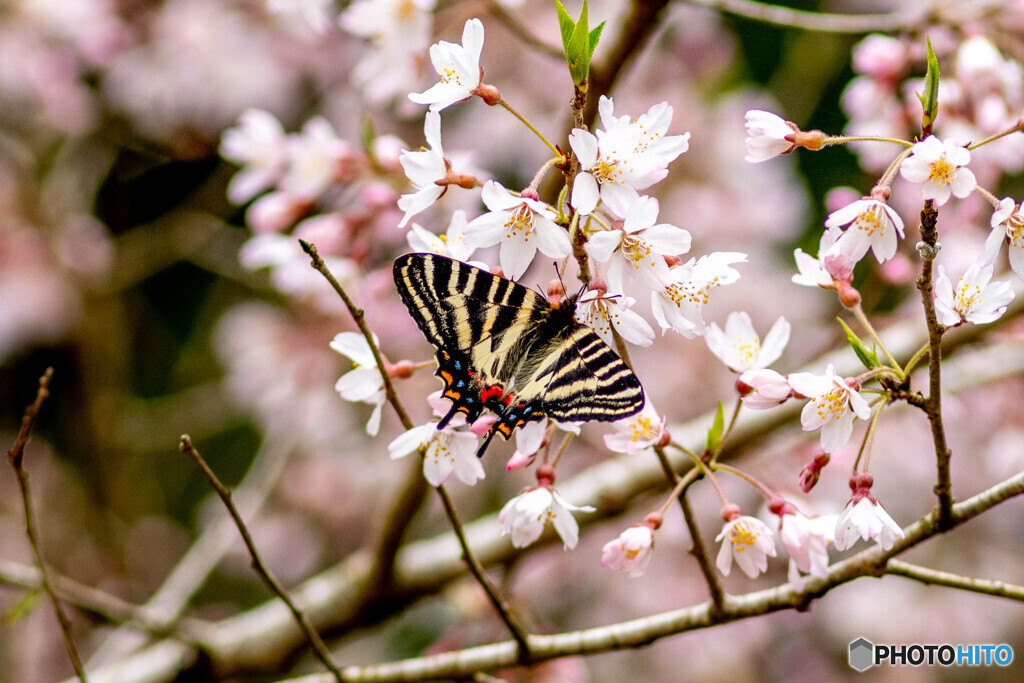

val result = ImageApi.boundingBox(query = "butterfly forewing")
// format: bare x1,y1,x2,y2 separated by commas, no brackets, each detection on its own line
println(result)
393,253,645,457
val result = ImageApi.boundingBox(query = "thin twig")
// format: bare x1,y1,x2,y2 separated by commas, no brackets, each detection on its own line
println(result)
178,435,345,683
436,487,533,662
886,559,1024,602
7,368,88,682
914,201,954,528
89,435,295,667
651,446,726,614
484,0,564,60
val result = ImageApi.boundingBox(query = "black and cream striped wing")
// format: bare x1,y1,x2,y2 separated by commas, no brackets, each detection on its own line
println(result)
513,326,645,422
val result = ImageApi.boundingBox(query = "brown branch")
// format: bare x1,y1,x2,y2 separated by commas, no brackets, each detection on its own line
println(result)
885,559,1024,602
652,447,725,614
484,0,563,60
6,368,88,681
274,467,1024,682
0,559,210,642
914,201,954,528
179,436,345,682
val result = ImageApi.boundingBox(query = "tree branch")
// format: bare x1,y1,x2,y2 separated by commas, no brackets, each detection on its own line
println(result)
885,559,1024,602
7,368,88,682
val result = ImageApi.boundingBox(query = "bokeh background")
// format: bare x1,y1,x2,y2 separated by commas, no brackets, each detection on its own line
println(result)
2,0,1024,680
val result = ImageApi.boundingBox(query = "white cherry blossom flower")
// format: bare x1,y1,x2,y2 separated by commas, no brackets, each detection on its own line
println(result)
934,262,1014,326
498,487,595,549
463,181,570,280
586,192,691,292
650,252,746,338
407,210,481,264
575,290,654,348
266,0,335,33
824,198,905,263
737,368,792,410
716,515,777,578
986,197,1024,280
340,0,434,105
604,402,665,455
743,110,797,163
505,420,580,471
331,332,386,435
280,116,356,201
834,474,903,551
601,524,655,577
388,417,483,487
899,136,977,207
777,508,833,579
408,18,484,112
793,226,850,287
705,311,789,373
397,111,447,228
220,109,288,204
569,96,689,215
787,364,871,452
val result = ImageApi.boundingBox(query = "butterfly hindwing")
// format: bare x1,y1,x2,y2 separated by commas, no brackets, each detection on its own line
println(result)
393,252,645,457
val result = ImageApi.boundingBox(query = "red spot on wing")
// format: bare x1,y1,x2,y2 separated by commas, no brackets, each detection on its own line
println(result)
480,385,505,404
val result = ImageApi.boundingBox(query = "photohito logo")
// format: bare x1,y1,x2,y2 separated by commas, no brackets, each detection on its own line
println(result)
849,638,1014,671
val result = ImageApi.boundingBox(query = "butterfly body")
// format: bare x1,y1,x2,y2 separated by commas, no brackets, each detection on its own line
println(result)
394,253,644,457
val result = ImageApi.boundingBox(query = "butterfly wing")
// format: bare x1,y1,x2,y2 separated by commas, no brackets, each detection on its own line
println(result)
393,253,548,425
485,325,646,444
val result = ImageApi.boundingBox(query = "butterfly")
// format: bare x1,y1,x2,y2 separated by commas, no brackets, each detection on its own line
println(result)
393,253,645,458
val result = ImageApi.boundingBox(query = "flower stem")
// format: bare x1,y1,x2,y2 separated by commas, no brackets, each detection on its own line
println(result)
500,98,560,156
851,303,903,377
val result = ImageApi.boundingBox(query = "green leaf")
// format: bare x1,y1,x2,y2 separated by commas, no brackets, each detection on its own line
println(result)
588,21,605,61
837,317,880,369
918,37,940,130
555,1,575,51
556,0,600,86
706,401,725,453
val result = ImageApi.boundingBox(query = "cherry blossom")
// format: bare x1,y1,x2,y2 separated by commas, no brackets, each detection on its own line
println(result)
650,252,746,337
498,487,595,549
279,117,358,201
601,524,655,577
463,181,571,280
705,311,790,373
716,514,777,578
330,332,386,436
934,262,1014,326
787,364,871,453
823,198,905,264
586,192,691,292
407,210,480,264
220,109,288,204
899,136,977,207
793,226,851,287
773,503,833,580
575,288,654,349
397,111,447,228
408,18,484,112
604,402,666,455
743,110,797,163
986,197,1024,280
388,395,484,487
340,0,434,105
736,368,792,410
834,474,904,551
569,96,689,215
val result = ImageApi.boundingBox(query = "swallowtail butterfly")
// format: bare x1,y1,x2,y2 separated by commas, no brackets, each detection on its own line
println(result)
393,253,645,458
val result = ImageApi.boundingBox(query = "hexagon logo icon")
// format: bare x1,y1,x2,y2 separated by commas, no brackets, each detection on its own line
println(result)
849,638,875,672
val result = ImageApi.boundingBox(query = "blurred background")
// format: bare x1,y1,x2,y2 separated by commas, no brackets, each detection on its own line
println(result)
2,0,1024,680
